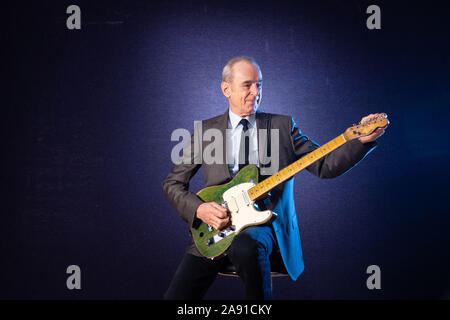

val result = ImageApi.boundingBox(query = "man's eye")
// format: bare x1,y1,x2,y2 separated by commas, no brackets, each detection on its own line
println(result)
243,82,261,88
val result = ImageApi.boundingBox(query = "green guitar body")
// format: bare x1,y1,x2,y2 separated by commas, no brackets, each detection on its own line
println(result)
190,165,260,258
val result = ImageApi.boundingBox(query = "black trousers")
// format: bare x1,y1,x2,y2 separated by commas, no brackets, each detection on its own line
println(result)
163,225,277,300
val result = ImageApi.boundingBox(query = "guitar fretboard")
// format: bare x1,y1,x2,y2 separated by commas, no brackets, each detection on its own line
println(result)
247,134,347,201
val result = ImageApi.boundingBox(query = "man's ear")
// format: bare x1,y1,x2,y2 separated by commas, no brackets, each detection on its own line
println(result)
221,81,231,98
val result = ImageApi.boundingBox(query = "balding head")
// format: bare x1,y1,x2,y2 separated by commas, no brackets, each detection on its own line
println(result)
222,56,262,83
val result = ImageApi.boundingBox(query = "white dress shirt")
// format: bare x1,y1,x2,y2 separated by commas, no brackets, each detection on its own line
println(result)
227,108,259,177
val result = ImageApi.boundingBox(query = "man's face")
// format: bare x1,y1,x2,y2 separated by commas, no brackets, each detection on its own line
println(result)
222,61,263,117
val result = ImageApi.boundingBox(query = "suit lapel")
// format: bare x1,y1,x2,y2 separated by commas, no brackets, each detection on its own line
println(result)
214,110,232,181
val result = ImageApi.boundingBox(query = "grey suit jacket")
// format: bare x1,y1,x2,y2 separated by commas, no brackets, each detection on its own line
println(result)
162,110,376,280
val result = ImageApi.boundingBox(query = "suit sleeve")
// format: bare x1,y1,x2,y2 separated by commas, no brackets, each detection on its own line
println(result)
289,117,377,179
162,122,204,227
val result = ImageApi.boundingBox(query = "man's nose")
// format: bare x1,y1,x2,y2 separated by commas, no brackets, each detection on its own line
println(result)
250,83,259,95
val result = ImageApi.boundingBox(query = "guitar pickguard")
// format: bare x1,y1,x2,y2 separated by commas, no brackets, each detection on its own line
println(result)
222,182,272,234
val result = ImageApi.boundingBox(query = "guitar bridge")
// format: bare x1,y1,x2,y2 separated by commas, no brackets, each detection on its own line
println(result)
206,226,236,246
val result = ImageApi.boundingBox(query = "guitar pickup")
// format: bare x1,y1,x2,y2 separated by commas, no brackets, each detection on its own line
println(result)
242,190,250,206
227,197,238,213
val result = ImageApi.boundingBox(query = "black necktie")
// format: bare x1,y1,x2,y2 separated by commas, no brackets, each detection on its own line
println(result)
238,119,250,172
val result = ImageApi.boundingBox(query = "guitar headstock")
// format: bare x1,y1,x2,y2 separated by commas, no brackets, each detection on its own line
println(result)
343,113,389,141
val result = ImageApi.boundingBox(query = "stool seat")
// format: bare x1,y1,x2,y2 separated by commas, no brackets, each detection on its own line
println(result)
218,259,288,278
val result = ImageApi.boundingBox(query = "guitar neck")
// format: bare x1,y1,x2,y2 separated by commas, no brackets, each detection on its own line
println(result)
248,134,347,201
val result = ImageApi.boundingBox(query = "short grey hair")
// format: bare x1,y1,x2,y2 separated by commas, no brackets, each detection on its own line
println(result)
222,56,261,82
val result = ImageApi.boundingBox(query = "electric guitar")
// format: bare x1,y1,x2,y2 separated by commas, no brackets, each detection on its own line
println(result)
191,114,389,258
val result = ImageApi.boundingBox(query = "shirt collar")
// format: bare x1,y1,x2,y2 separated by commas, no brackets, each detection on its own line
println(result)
228,108,257,130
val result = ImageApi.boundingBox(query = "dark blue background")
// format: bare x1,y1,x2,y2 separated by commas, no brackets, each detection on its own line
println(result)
3,0,450,299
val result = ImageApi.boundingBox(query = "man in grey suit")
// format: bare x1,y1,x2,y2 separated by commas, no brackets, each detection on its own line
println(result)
162,56,386,299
